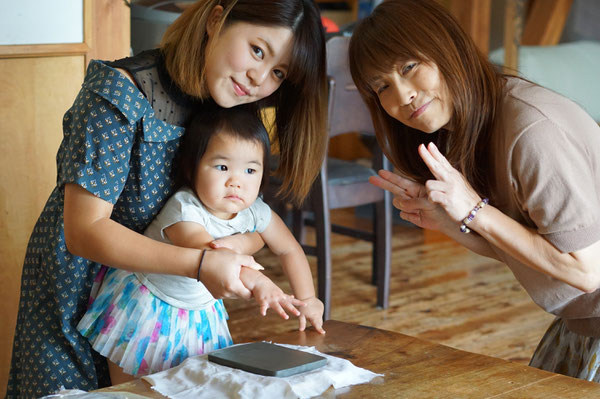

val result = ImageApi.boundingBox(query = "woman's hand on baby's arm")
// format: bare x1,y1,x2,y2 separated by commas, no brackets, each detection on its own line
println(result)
298,296,326,334
200,249,264,300
210,232,265,255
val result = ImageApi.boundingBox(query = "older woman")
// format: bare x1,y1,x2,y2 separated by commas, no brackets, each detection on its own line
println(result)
349,0,600,382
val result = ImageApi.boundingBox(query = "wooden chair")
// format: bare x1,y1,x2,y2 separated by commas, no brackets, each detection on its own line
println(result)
267,35,392,320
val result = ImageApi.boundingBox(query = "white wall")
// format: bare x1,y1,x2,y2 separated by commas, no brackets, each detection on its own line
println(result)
0,0,83,45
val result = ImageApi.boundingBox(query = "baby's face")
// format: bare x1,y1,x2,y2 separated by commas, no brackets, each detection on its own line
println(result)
194,132,264,220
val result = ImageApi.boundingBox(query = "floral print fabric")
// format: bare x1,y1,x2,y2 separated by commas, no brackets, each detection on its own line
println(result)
7,54,187,398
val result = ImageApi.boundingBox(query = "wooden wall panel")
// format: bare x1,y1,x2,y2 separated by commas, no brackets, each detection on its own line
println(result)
0,55,85,394
448,0,492,55
503,0,526,74
522,0,574,46
88,0,131,64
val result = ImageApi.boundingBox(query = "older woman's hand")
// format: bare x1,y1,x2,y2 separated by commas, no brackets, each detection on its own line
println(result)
418,142,482,223
369,169,450,231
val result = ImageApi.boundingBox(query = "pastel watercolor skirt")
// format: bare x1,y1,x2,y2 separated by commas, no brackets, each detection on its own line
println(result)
530,317,600,382
77,267,233,377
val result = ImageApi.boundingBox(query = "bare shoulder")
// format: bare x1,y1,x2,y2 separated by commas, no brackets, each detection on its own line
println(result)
114,67,140,88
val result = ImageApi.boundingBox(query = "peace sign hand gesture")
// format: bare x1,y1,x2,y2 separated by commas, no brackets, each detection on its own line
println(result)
369,142,483,232
418,142,482,224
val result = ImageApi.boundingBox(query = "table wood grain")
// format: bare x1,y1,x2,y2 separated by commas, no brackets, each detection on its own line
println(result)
98,320,600,398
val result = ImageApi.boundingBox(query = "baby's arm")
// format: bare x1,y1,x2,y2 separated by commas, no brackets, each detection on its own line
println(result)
164,221,215,250
260,211,326,334
165,221,302,318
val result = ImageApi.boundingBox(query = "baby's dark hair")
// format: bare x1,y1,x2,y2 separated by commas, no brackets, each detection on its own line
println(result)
176,105,271,192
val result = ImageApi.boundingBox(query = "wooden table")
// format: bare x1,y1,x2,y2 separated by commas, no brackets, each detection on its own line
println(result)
99,320,600,398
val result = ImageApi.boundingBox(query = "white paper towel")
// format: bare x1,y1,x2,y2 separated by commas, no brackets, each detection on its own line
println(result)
143,343,383,399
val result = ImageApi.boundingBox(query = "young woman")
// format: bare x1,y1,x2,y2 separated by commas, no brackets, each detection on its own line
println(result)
349,0,600,382
7,0,326,396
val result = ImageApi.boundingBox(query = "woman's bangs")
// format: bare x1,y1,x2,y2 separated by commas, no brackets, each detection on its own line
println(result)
351,33,398,97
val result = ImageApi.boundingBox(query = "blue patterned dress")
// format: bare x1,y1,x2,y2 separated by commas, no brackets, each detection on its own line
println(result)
6,50,197,398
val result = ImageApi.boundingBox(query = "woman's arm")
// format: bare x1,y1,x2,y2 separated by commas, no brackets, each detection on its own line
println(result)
438,221,501,260
418,142,600,293
469,205,600,293
63,183,259,299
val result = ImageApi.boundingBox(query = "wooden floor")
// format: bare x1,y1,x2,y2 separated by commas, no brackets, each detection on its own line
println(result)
225,208,555,365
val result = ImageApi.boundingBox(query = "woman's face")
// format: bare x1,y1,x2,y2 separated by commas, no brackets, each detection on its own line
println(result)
204,9,294,108
372,60,453,133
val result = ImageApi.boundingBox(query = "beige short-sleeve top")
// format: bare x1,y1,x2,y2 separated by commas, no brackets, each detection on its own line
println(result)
490,78,600,336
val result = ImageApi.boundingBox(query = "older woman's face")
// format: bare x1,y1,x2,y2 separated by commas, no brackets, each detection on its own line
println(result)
204,16,294,108
372,60,453,133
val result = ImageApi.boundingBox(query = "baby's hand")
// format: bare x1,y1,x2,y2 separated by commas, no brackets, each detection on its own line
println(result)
298,296,326,334
252,275,305,320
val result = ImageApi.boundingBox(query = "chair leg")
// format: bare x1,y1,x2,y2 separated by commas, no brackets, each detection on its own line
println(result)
374,192,392,309
370,204,378,286
315,210,332,320
312,176,332,320
291,209,306,244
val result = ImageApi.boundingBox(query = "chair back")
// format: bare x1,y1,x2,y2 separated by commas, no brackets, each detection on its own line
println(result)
326,35,376,138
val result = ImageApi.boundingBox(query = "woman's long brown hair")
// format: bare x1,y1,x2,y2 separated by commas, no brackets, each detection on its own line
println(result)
161,0,327,205
349,0,505,197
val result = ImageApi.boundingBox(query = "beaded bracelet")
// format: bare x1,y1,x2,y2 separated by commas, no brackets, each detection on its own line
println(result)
459,198,489,234
196,249,207,282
